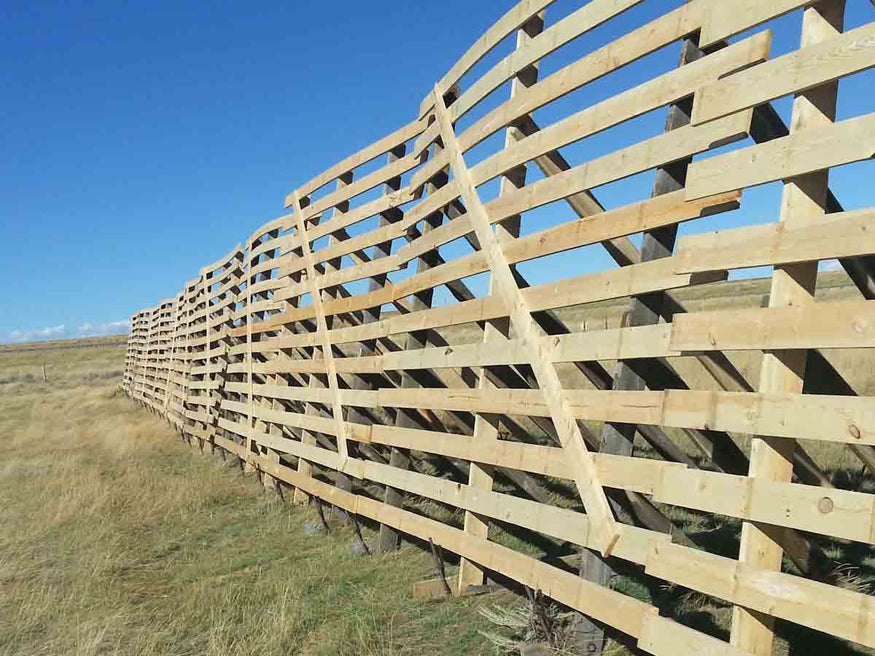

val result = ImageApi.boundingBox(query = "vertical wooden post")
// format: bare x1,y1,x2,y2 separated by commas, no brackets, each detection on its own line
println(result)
162,300,176,414
264,239,289,492
247,240,277,484
293,202,318,504
181,283,196,443
433,84,619,554
246,245,256,467
377,141,449,553
457,11,544,593
216,254,242,459
201,271,212,451
269,237,305,500
730,2,844,654
290,191,353,505
346,143,407,537
324,172,355,516
574,34,703,655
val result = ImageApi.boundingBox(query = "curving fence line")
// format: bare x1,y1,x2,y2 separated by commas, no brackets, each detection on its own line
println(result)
123,1,875,654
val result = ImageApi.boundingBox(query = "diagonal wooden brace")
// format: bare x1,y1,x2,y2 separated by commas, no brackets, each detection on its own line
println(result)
431,85,620,557
290,191,351,463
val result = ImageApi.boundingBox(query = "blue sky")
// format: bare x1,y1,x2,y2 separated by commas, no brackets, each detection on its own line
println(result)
1,1,873,342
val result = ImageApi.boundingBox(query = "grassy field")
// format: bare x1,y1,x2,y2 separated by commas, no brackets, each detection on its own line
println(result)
0,340,505,656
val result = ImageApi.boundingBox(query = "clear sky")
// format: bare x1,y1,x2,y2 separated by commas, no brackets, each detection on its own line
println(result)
1,1,873,343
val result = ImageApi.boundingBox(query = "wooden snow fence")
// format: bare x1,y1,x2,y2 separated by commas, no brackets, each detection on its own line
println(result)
123,1,875,654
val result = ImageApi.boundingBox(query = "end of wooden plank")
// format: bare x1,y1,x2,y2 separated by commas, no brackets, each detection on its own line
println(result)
413,575,456,600
691,31,774,126
345,421,373,444
412,120,440,160
698,190,742,218
600,530,622,559
412,574,503,601
709,108,754,150
698,0,807,49
419,92,436,121
689,269,729,286
419,81,459,120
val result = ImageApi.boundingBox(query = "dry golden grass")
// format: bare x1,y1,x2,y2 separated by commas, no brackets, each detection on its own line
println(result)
0,341,505,656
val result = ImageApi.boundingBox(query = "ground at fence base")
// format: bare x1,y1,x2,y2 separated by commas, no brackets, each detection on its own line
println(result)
412,573,507,601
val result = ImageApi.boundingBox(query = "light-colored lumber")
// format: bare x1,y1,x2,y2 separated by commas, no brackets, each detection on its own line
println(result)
303,186,414,244
425,0,643,133
652,466,875,545
208,428,875,650
306,219,405,271
381,323,676,370
254,451,655,638
419,0,556,117
247,250,725,342
291,118,424,200
686,111,875,201
290,192,350,461
304,386,875,447
458,12,543,591
396,189,740,269
346,421,875,545
232,322,674,373
433,84,619,556
250,449,875,653
694,22,875,125
347,422,679,495
671,301,875,352
700,0,824,47
442,0,717,157
675,208,875,272
469,31,771,188
409,111,750,248
296,155,419,221
731,3,845,653
486,109,752,226
421,0,826,161
648,541,875,648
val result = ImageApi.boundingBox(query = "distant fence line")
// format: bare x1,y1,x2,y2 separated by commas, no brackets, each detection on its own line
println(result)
123,2,875,654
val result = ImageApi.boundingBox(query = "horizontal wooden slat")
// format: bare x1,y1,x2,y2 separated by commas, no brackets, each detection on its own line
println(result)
420,0,557,117
297,155,419,220
486,109,752,225
244,255,724,343
686,112,875,199
671,301,875,352
290,119,425,201
675,208,875,272
693,22,875,125
199,244,244,278
470,31,771,187
653,467,875,544
645,542,875,648
699,0,816,47
230,380,875,448
422,0,643,133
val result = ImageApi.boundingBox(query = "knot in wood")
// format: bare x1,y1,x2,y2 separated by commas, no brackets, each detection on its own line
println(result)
818,497,834,514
